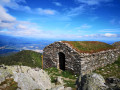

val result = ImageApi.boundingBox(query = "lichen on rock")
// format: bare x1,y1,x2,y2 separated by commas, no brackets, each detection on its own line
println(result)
76,73,108,90
0,65,52,90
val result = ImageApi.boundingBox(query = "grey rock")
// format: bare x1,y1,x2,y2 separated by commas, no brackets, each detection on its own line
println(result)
76,73,108,90
106,77,120,90
64,87,72,90
0,65,52,90
57,76,64,85
0,68,13,84
10,66,52,90
51,85,64,90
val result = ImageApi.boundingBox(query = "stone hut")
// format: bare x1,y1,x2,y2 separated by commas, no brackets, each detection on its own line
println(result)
43,41,120,75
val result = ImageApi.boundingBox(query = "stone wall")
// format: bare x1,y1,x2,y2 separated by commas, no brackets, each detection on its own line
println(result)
43,41,81,74
80,49,120,75
43,41,120,75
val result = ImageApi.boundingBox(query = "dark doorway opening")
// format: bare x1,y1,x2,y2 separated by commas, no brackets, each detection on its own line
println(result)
59,52,65,71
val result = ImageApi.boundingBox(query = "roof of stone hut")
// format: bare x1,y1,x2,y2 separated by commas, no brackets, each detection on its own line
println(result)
61,41,115,53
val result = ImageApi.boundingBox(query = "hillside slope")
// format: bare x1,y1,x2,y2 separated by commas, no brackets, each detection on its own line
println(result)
112,41,120,49
0,50,42,68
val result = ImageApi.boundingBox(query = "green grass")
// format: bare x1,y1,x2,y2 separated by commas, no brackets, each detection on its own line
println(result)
45,67,78,88
61,71,77,79
0,50,42,68
62,41,115,53
94,56,120,79
63,80,76,88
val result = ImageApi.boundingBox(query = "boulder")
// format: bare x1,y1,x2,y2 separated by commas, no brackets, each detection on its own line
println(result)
57,76,64,85
106,77,120,90
0,68,13,84
76,73,108,90
51,85,72,90
51,85,64,90
64,87,72,90
0,65,52,90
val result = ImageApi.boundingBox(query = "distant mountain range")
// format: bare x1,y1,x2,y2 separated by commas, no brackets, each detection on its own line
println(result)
0,35,118,56
0,35,54,56
0,35,54,46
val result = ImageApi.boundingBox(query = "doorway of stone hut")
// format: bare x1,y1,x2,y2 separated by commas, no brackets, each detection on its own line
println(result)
58,52,65,71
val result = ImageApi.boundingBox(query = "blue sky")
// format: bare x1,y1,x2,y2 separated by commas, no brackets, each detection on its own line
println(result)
0,0,120,41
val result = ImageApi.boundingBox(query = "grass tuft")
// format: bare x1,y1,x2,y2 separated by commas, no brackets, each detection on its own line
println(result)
45,67,78,88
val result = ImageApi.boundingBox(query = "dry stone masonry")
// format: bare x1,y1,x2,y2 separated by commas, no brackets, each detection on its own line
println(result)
43,41,120,75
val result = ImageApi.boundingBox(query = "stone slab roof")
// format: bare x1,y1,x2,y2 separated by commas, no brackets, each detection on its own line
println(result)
61,41,115,53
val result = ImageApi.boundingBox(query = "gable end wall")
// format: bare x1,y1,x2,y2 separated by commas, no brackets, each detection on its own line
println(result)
43,42,82,74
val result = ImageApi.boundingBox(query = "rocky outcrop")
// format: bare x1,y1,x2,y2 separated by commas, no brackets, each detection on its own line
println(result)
106,77,120,90
76,73,108,90
0,65,52,90
0,66,13,84
76,73,120,90
51,85,72,90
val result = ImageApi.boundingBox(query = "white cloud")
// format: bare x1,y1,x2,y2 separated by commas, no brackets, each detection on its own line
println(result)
67,5,85,16
99,28,120,33
84,34,100,38
36,8,56,15
76,0,113,5
76,24,92,29
0,22,15,29
2,0,10,3
67,0,113,17
104,33,117,37
0,5,16,30
53,2,62,6
64,23,71,28
0,0,57,15
90,16,99,21
83,33,119,38
0,21,51,38
0,0,58,38
0,0,26,10
0,5,16,22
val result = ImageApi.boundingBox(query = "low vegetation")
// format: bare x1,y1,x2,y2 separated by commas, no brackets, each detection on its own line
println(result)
94,56,120,79
0,78,19,90
0,50,42,68
112,41,120,49
62,41,115,53
45,67,78,88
